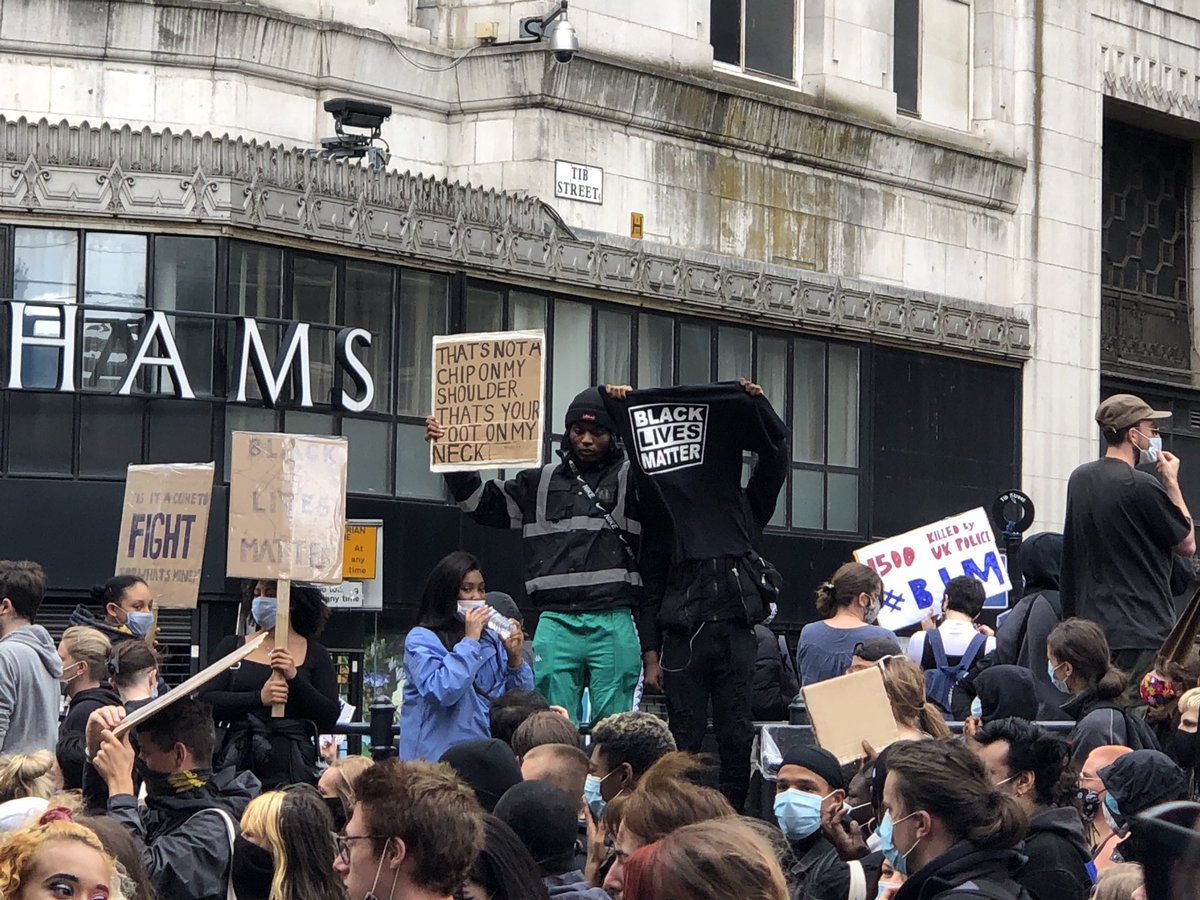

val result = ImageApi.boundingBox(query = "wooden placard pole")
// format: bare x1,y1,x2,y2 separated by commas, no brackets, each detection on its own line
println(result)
272,578,291,719
114,632,268,739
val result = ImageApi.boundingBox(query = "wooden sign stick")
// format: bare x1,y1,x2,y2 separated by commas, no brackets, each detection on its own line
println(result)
114,632,268,739
271,578,291,719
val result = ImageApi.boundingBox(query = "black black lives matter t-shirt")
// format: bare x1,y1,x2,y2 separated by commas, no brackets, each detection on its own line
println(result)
1060,458,1192,650
602,382,790,561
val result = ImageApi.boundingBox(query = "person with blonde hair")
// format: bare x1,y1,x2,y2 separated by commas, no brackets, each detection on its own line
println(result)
0,751,57,832
0,816,121,899
622,819,790,900
234,784,343,900
316,754,372,831
1167,685,1200,776
1093,862,1144,900
56,625,119,790
878,656,952,741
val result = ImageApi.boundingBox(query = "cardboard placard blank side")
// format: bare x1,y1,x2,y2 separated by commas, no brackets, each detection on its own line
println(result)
1157,584,1200,670
113,632,269,739
801,666,901,765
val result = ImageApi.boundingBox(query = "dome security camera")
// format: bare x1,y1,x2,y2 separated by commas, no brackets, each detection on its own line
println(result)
546,16,579,63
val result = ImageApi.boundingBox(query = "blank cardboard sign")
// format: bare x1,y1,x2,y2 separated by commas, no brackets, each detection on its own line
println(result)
801,666,901,764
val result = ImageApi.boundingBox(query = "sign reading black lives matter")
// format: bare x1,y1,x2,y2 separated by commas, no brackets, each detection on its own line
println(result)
226,433,348,584
627,403,709,474
430,330,546,472
115,463,215,609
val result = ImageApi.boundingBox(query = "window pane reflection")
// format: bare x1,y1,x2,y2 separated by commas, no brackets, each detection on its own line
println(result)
552,300,591,428
14,229,78,389
596,309,631,385
826,472,859,532
153,237,215,396
637,315,674,388
84,233,146,308
396,423,444,499
717,327,752,382
292,256,337,405
793,340,825,463
344,418,392,494
828,345,860,467
678,323,711,384
345,261,394,414
228,243,282,402
398,270,449,417
791,469,824,530
465,284,504,333
509,292,546,332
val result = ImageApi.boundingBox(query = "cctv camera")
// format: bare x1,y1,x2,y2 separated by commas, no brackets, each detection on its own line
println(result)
323,98,393,132
546,17,578,63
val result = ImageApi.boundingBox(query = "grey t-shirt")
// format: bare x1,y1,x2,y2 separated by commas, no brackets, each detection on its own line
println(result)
796,621,896,686
1060,458,1191,650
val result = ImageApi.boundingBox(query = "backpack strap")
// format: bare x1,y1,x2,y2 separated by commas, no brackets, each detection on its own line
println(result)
959,631,989,672
186,807,238,900
927,629,950,669
847,859,867,900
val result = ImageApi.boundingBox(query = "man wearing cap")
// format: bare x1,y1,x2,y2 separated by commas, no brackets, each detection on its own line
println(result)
426,388,644,724
845,635,902,674
1061,394,1195,693
773,746,851,897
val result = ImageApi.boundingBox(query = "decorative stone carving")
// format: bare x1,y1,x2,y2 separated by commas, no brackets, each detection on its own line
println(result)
1101,45,1200,120
0,116,1031,360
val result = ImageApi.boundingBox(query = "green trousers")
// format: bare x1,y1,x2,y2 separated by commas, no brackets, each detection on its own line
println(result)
532,609,642,726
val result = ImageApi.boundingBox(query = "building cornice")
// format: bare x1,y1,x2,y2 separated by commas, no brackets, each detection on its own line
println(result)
0,117,1030,360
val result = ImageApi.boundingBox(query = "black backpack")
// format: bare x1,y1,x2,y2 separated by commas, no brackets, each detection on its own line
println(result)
923,629,988,715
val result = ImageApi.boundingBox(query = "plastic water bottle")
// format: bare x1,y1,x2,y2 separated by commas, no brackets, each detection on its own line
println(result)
486,610,517,640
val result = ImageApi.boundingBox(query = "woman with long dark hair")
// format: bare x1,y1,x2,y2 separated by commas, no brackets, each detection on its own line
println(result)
457,814,550,900
233,784,345,900
401,551,531,761
200,581,340,787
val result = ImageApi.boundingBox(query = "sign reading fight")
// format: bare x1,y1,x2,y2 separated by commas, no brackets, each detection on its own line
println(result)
226,432,348,584
627,403,709,474
115,463,215,609
430,330,545,472
854,506,1012,630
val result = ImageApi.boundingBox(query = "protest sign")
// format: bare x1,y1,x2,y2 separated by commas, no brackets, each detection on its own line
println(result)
802,666,900,764
115,463,215,609
430,330,545,472
114,632,268,739
226,432,348,584
854,506,1013,630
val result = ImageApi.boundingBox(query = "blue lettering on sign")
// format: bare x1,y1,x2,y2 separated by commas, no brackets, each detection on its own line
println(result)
962,551,1005,584
908,579,936,609
881,590,907,611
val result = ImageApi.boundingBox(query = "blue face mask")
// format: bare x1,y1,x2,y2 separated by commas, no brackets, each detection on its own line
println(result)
875,811,921,877
1048,660,1070,693
773,789,826,840
1103,792,1125,833
124,610,155,638
251,597,278,630
970,696,983,718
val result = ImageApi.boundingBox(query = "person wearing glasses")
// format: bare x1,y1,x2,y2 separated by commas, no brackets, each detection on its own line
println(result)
1061,394,1196,702
332,759,484,900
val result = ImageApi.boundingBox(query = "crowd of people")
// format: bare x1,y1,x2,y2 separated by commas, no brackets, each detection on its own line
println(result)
1,387,1200,899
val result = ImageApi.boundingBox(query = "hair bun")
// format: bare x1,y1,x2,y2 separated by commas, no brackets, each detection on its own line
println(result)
89,584,108,602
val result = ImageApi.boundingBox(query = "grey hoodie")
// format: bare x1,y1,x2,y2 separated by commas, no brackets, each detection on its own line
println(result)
0,624,63,753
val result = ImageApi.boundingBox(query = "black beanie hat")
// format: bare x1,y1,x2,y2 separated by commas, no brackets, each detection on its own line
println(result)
780,745,847,792
439,739,524,813
564,387,616,433
493,780,580,876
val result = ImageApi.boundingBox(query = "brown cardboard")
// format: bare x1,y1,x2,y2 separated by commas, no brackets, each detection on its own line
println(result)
114,463,215,609
801,665,902,764
226,432,348,584
430,329,546,472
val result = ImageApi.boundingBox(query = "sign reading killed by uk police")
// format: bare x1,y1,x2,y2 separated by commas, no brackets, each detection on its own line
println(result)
226,432,348,584
430,330,546,472
853,506,1013,631
115,462,215,609
627,403,709,474
554,160,603,205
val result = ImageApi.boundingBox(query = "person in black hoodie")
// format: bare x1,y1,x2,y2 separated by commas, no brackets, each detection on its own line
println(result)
603,379,789,811
56,625,121,790
974,718,1092,900
995,533,1066,718
753,624,800,721
1097,749,1188,866
85,697,262,900
882,740,1030,900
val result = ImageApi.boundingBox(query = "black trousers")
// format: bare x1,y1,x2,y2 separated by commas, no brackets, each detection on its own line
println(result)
661,619,756,811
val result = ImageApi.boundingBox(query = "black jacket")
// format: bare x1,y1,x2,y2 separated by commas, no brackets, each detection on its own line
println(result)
444,443,641,615
995,533,1066,717
1061,689,1160,765
1016,807,1092,900
895,841,1030,900
104,767,261,900
753,625,799,720
57,685,121,790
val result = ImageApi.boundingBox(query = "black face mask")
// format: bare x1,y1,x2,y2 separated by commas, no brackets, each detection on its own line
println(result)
1077,788,1102,820
231,835,274,900
324,795,348,832
1171,730,1198,767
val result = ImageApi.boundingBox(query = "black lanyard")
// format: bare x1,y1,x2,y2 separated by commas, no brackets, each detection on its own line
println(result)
560,451,638,569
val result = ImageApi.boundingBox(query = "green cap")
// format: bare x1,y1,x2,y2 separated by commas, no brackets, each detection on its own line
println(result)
1095,393,1171,432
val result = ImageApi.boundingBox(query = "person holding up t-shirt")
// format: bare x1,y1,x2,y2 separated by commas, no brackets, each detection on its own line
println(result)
602,378,789,811
1060,394,1196,699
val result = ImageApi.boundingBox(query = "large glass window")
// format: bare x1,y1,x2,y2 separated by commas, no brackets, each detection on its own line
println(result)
82,233,148,392
228,243,282,403
397,270,449,417
551,300,592,429
13,229,78,389
343,417,392,494
464,284,504,333
718,326,752,382
291,256,337,406
637,315,674,388
678,322,712,385
596,309,631,385
345,262,394,414
710,0,796,80
153,237,215,396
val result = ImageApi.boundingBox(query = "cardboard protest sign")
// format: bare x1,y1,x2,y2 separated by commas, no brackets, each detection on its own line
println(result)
854,506,1013,631
114,632,268,738
226,432,348,584
430,330,545,472
802,666,900,764
115,463,215,609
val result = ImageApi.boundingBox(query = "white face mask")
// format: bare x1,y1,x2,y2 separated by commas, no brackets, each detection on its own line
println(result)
1134,429,1163,465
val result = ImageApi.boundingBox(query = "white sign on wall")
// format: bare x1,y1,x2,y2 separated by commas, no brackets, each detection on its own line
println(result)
555,160,603,205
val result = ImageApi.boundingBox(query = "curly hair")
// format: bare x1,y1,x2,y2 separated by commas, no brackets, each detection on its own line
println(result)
591,712,677,778
0,820,115,899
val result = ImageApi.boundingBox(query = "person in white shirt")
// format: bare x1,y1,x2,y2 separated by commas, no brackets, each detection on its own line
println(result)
906,576,996,670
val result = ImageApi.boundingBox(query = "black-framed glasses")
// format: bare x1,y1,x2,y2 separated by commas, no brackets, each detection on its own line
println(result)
332,832,387,864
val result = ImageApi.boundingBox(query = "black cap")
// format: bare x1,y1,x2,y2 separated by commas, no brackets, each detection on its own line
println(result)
852,636,901,662
565,387,616,433
780,745,847,792
439,739,523,813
